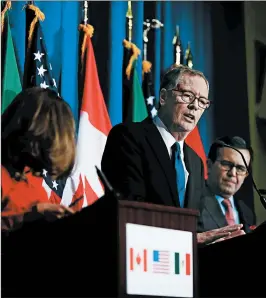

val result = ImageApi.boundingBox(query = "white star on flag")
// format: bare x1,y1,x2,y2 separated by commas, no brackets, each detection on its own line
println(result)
37,65,47,77
146,96,155,105
52,78,57,88
42,169,48,177
40,81,49,89
151,107,158,118
52,180,59,190
34,51,44,62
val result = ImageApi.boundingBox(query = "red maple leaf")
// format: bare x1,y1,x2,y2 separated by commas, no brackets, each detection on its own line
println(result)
136,254,141,265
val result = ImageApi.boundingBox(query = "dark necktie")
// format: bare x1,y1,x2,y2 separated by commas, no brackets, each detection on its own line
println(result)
222,199,236,225
172,142,186,207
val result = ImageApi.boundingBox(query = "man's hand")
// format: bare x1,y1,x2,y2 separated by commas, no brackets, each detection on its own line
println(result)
197,224,244,245
212,229,246,243
36,203,76,221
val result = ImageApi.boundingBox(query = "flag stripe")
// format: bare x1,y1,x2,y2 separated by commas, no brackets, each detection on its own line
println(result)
143,249,147,272
186,253,191,276
175,252,180,274
130,248,134,271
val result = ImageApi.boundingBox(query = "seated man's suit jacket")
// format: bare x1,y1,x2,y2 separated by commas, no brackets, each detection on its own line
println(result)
198,186,256,233
101,118,205,210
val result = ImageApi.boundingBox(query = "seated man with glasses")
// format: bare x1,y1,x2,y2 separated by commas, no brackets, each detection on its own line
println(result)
102,64,243,244
198,136,256,235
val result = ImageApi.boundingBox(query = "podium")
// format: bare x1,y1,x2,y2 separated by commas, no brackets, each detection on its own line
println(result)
198,222,266,297
2,194,199,298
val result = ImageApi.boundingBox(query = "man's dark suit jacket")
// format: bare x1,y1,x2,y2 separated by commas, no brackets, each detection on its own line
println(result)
101,118,205,210
198,186,256,233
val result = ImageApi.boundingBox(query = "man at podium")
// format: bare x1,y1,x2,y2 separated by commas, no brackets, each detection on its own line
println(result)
102,64,242,244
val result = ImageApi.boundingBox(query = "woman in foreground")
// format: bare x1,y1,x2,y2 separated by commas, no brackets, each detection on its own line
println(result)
1,87,76,232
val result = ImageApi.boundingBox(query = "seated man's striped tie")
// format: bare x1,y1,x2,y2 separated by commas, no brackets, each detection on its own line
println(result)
222,199,236,225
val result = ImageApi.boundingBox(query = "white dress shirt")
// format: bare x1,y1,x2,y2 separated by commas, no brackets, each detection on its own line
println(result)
153,116,189,189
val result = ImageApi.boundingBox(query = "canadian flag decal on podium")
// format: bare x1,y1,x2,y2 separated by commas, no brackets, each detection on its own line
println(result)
129,248,147,272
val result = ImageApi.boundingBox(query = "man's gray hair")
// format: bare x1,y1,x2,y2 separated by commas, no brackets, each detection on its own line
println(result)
160,64,209,92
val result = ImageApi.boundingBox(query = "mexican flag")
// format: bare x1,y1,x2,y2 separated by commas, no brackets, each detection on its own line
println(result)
2,15,21,113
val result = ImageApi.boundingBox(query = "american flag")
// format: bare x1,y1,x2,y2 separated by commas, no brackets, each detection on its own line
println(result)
23,7,57,93
152,250,170,274
23,6,67,204
142,69,158,119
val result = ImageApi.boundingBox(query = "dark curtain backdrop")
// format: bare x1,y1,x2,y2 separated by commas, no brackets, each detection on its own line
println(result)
210,2,254,211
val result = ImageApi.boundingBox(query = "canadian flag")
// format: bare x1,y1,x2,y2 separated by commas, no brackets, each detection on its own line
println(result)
129,248,148,272
61,33,112,209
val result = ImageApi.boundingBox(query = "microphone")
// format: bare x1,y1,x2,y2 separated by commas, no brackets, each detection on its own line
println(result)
95,166,123,200
215,140,266,210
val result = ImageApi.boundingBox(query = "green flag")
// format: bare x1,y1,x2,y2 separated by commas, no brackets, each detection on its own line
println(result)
1,16,22,114
122,42,148,123
132,61,148,122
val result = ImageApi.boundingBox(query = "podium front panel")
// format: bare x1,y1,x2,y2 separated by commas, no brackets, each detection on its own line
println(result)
118,201,199,298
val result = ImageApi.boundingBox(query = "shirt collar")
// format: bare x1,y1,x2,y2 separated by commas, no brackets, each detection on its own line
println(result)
215,195,235,208
153,116,184,155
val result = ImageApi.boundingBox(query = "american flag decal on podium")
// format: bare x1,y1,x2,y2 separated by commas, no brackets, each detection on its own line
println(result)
152,250,170,274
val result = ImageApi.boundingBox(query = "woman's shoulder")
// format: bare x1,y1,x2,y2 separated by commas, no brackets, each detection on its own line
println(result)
1,165,49,207
1,165,15,196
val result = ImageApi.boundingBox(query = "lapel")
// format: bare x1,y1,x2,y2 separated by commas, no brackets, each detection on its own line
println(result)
183,144,194,208
235,199,253,232
143,119,179,207
203,188,228,228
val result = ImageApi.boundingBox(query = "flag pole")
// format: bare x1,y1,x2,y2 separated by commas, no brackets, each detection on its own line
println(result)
123,1,140,80
126,1,133,43
142,18,163,78
143,19,151,62
79,1,93,65
185,42,193,69
173,25,182,65
83,1,88,25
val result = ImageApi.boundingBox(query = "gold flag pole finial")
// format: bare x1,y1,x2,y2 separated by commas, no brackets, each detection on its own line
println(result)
126,1,133,43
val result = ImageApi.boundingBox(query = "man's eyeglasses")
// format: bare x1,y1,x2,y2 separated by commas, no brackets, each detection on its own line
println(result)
216,159,248,176
169,88,211,110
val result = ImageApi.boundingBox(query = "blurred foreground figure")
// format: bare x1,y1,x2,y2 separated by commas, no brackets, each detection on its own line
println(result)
1,87,76,232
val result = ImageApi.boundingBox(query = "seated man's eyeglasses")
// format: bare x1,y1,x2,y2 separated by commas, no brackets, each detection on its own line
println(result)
216,159,248,176
169,88,211,110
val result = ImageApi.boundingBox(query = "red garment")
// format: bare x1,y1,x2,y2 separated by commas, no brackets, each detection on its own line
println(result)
1,165,49,231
